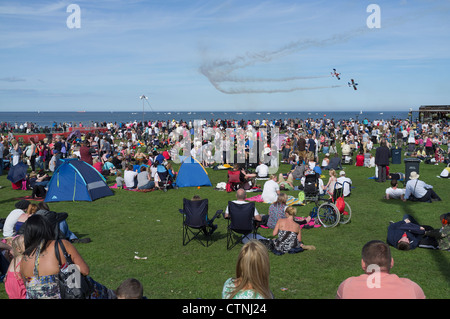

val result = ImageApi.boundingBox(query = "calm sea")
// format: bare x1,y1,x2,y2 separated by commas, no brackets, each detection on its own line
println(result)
0,111,410,128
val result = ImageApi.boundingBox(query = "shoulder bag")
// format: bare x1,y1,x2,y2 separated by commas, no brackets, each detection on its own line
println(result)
55,239,93,299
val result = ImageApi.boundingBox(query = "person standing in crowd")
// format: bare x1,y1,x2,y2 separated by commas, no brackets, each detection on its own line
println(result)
10,139,22,166
0,139,4,176
375,139,390,182
79,140,93,165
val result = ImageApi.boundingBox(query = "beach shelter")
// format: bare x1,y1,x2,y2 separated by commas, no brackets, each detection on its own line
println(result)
176,157,212,188
45,158,113,202
7,162,28,184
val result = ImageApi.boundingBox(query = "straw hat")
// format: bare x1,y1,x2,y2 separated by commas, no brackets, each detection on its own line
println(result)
409,171,419,180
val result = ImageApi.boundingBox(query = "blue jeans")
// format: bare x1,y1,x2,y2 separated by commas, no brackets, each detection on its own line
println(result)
138,181,155,190
59,221,78,241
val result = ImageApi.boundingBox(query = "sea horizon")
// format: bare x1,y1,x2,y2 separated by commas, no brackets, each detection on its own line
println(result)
0,110,412,128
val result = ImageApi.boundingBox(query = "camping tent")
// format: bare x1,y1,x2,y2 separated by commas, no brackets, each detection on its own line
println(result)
176,157,212,188
45,158,114,202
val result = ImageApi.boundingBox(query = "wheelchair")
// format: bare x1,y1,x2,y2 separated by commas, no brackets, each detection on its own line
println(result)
315,181,352,228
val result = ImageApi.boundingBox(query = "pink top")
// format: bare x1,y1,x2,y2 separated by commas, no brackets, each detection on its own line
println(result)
336,272,426,299
5,270,26,299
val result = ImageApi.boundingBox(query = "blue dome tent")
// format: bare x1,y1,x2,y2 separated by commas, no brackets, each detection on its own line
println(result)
45,158,114,202
175,157,212,188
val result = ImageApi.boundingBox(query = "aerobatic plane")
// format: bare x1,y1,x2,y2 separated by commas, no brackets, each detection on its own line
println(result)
348,79,358,90
331,68,340,80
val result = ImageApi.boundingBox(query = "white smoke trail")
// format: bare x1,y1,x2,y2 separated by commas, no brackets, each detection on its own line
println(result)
213,84,345,94
199,25,370,94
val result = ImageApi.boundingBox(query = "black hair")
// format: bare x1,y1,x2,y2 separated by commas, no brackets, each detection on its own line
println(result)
22,214,55,257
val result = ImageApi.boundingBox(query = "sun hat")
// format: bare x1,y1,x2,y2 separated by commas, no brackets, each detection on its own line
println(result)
339,170,346,176
409,171,419,180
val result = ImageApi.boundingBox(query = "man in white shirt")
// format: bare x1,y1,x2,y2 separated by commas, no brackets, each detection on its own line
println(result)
255,161,269,178
385,180,406,200
261,175,280,203
336,171,352,197
124,164,138,189
224,189,261,221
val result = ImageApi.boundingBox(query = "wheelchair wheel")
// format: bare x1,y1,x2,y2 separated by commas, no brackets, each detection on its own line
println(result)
339,201,352,224
317,202,340,228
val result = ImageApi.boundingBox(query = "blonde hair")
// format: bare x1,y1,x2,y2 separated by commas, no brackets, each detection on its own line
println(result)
10,235,25,281
275,193,287,205
229,240,272,299
329,169,336,178
26,203,38,216
11,235,24,258
285,206,297,217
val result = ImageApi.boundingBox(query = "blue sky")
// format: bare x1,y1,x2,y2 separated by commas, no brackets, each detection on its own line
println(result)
0,0,449,112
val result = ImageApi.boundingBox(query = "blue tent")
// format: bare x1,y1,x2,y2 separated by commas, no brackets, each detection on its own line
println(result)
45,158,114,202
176,157,212,188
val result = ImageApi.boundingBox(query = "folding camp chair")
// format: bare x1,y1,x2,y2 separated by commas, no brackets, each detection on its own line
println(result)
227,170,242,192
179,198,222,247
223,201,260,250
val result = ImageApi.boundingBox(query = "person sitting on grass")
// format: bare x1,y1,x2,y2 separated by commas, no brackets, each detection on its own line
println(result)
224,189,262,223
403,171,441,203
136,166,155,190
124,164,138,189
261,175,280,204
262,193,288,229
263,206,315,255
384,180,406,200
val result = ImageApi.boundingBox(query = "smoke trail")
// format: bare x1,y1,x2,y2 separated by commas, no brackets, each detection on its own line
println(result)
214,84,345,94
199,25,370,94
214,74,331,83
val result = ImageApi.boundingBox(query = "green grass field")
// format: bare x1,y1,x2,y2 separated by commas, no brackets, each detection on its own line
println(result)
0,150,449,299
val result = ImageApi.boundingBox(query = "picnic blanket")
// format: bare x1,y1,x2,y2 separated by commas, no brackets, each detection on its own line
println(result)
14,195,45,202
246,194,304,206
